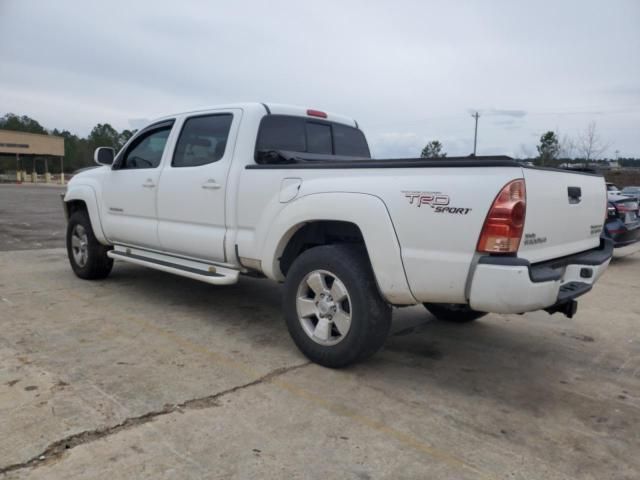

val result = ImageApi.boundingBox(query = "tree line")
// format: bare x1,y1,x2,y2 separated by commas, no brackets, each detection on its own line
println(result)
0,113,135,173
2,112,639,172
420,121,640,167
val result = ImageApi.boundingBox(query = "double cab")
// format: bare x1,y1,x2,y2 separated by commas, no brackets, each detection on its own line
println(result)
63,103,613,367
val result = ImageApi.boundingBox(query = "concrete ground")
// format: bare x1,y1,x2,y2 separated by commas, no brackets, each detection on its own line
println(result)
0,185,66,251
1,184,639,479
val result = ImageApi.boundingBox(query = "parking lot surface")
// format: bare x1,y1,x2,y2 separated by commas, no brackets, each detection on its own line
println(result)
0,185,66,251
1,184,640,479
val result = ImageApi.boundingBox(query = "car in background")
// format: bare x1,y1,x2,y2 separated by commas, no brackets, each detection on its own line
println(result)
604,191,640,247
606,182,621,194
622,186,640,203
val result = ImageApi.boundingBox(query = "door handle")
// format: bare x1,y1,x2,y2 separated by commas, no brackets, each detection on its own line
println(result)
142,179,156,188
201,179,221,190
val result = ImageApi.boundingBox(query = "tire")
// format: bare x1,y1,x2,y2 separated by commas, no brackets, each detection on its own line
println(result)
424,303,487,323
66,210,113,280
283,244,392,368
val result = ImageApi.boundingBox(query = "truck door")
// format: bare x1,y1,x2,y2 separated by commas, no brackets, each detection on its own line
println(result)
156,110,240,263
101,120,175,249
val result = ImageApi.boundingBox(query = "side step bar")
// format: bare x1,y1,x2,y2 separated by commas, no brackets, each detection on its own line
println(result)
107,246,239,285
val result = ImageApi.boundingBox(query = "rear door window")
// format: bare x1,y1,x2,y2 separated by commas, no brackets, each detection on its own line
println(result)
172,114,233,167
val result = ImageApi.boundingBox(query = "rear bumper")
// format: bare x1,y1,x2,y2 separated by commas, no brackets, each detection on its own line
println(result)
469,238,613,315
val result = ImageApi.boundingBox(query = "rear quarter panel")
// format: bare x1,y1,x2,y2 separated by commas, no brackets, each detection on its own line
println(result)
235,166,523,304
376,167,523,303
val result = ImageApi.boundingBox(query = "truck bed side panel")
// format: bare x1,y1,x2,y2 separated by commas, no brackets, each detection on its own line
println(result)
376,167,523,303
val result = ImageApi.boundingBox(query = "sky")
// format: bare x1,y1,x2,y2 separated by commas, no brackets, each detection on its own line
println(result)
1,0,639,158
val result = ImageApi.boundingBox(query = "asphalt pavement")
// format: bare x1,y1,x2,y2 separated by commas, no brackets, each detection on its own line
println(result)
1,184,639,479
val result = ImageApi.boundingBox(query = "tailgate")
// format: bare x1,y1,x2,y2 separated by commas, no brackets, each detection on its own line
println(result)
519,168,606,263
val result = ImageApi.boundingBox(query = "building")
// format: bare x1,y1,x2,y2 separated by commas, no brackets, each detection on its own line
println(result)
0,129,64,182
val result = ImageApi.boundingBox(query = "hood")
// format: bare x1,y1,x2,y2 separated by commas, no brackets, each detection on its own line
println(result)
68,165,108,184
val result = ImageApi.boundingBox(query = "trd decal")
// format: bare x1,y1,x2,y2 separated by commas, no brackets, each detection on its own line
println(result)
403,191,471,214
403,191,449,207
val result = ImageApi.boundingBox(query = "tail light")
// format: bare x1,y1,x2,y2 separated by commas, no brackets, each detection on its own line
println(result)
615,203,633,213
477,179,526,254
307,109,327,118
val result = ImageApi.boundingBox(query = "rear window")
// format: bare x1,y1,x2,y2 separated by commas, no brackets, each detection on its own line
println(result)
306,122,332,154
255,115,370,159
333,123,370,157
255,116,305,153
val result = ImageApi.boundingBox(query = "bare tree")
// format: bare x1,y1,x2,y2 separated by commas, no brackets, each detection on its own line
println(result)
577,122,609,161
518,143,534,160
558,133,575,159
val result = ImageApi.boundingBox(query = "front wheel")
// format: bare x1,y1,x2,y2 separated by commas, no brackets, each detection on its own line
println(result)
424,303,487,323
66,211,113,280
283,245,392,368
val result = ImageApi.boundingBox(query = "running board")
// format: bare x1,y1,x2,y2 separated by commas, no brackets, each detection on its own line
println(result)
107,246,239,285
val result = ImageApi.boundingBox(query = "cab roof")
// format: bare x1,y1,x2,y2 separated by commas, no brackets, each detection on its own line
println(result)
158,102,358,128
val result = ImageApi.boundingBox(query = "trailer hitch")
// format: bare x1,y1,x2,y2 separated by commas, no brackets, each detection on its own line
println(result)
544,299,578,319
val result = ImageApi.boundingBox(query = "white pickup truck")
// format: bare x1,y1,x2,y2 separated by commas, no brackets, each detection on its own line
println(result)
63,103,613,367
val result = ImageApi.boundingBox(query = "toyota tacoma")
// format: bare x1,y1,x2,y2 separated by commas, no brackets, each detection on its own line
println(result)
63,103,613,367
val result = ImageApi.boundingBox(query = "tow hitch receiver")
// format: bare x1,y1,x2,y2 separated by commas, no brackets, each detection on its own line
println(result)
545,299,578,319
544,281,592,318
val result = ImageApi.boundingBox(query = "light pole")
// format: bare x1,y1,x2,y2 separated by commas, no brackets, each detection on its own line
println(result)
471,112,480,156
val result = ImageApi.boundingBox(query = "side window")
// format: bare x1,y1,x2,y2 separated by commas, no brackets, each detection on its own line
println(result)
172,114,233,167
255,116,305,152
121,126,172,169
306,122,332,154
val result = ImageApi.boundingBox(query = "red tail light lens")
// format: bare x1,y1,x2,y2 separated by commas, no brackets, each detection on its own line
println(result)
615,203,631,213
477,179,526,254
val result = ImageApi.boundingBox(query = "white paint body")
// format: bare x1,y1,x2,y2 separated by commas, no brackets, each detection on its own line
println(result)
64,103,609,313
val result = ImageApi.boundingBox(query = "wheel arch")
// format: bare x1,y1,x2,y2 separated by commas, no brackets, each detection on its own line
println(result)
261,192,416,305
279,220,367,277
64,184,109,245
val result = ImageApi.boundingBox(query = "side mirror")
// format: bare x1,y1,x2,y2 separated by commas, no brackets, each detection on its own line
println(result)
94,147,115,166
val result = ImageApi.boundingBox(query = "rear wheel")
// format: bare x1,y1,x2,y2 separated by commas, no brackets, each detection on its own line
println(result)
424,303,487,323
66,210,113,280
283,245,391,368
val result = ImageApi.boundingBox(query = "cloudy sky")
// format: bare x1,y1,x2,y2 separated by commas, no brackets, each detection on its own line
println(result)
1,0,638,158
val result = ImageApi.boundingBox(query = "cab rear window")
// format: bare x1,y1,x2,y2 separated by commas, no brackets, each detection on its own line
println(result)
255,115,370,159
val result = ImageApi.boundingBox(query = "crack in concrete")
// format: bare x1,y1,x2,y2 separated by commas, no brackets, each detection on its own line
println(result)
0,361,310,476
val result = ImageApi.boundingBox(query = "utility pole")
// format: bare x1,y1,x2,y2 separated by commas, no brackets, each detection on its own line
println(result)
471,111,480,156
